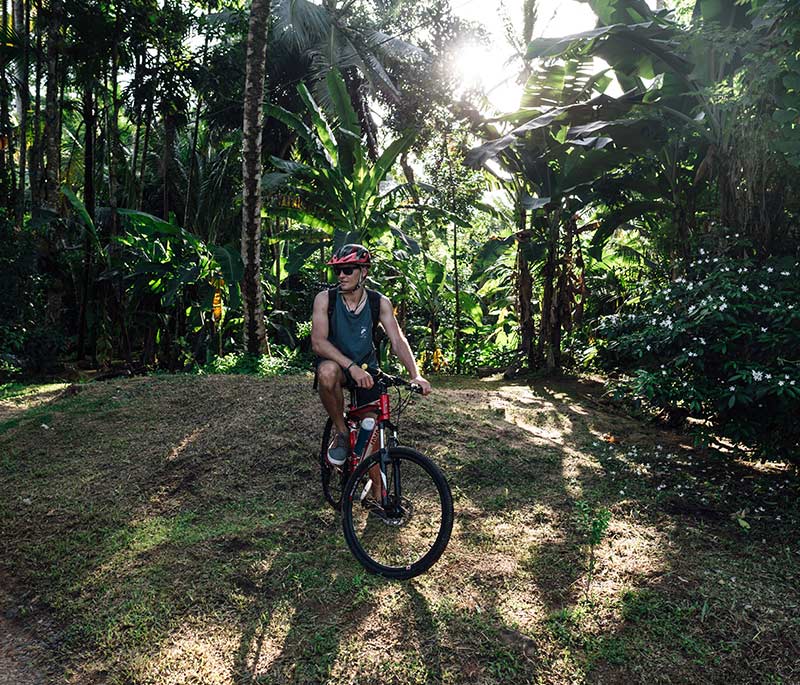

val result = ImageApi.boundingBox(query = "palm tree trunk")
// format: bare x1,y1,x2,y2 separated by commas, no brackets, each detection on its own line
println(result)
162,106,176,220
1,0,11,207
184,5,211,230
240,0,271,354
538,214,559,373
519,208,536,370
43,0,62,207
14,0,29,224
129,54,141,205
30,0,42,208
138,100,152,210
77,83,95,361
108,20,121,236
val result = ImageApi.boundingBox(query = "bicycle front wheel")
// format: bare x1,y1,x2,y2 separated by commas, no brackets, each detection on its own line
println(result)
342,447,453,580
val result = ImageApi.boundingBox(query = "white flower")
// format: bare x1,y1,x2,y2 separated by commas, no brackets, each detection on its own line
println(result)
741,285,749,292
767,267,774,273
729,386,736,392
781,271,790,276
720,303,728,311
760,284,769,291
752,370,764,381
779,380,785,386
761,327,768,333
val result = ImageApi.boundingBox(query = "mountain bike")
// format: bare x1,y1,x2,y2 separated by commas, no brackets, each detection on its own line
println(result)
319,368,453,580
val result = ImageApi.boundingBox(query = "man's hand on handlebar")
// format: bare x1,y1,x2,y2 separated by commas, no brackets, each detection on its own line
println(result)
411,375,432,396
349,364,374,389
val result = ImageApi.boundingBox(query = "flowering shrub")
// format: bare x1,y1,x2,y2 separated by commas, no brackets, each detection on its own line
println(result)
592,237,800,462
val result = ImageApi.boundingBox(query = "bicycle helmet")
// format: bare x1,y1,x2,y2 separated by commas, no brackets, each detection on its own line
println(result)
327,243,371,267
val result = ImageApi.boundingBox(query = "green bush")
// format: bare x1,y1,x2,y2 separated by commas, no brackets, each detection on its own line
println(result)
592,232,800,462
0,215,63,378
200,349,308,377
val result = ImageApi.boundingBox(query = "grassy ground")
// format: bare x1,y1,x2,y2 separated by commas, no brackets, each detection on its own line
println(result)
0,373,798,685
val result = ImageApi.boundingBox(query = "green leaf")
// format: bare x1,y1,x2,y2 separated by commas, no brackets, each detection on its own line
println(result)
211,245,243,286
474,235,516,271
772,109,798,124
425,260,446,289
62,186,107,266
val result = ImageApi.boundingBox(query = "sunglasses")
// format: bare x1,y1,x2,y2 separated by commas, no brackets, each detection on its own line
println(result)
333,266,359,275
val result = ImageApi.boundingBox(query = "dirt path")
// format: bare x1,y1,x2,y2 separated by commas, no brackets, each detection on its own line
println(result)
0,592,48,685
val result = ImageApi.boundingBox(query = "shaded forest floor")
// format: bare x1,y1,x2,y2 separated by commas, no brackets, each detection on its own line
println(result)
0,373,798,684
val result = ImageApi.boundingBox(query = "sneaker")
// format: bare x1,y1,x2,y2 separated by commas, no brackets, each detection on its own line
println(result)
327,431,349,466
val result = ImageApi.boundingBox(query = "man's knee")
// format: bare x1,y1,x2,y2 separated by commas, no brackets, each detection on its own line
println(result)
317,361,343,389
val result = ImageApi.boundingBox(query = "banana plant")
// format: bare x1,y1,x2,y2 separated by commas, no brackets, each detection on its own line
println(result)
262,69,465,254
112,209,243,366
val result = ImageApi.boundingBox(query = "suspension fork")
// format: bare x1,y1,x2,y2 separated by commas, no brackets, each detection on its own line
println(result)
377,420,402,509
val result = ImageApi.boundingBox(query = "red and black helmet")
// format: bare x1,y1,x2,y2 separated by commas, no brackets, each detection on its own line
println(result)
326,243,371,266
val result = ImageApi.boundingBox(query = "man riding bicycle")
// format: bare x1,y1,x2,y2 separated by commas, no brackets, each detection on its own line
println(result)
311,244,431,467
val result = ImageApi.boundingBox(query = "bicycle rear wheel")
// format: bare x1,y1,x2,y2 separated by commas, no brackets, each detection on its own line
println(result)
320,418,348,510
342,447,453,580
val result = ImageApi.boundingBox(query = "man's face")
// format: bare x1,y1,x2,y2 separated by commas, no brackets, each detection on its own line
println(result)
335,265,364,288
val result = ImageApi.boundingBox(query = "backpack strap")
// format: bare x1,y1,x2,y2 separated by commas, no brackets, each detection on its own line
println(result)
366,289,383,350
326,286,338,339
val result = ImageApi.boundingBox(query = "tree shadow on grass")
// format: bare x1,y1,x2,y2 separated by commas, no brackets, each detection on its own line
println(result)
2,374,798,684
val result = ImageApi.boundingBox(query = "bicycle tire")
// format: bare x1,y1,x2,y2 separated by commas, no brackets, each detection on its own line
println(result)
341,447,453,580
319,417,348,511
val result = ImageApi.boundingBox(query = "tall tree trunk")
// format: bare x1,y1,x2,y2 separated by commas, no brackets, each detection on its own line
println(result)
518,207,535,369
161,106,176,220
138,100,152,210
240,0,271,354
344,69,378,162
77,83,96,361
442,135,460,372
42,0,62,207
452,220,461,374
108,20,121,236
137,47,159,211
30,0,42,208
129,53,142,206
538,214,559,373
184,6,211,230
1,0,10,207
503,202,536,380
15,0,30,224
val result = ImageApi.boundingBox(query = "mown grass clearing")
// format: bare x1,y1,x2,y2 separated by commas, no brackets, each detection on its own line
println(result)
1,374,798,684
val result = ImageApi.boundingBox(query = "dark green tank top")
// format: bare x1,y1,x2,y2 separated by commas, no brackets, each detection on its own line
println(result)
330,292,378,368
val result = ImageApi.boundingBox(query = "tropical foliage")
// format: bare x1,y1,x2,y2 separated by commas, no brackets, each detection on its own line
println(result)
2,0,799,460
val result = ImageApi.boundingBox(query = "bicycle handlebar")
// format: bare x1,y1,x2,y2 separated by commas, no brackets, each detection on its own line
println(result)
361,365,424,394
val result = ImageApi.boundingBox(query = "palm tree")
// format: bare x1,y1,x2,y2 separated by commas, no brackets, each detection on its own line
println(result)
272,0,428,157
